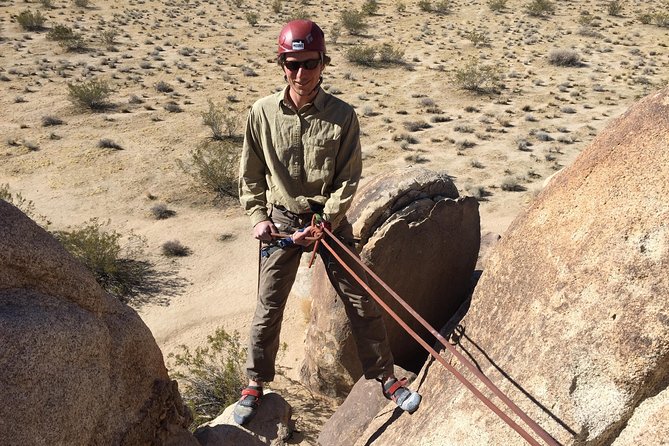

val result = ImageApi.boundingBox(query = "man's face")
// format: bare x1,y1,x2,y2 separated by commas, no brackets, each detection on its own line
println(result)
282,50,324,98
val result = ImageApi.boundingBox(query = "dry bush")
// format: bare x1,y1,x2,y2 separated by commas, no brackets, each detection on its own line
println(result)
178,139,242,199
340,9,368,35
346,44,404,67
607,0,624,17
201,99,239,140
487,0,507,11
161,240,191,257
453,59,502,93
361,0,379,15
525,0,555,17
53,219,149,303
16,9,46,31
168,328,247,429
67,78,113,110
548,49,582,67
47,24,86,51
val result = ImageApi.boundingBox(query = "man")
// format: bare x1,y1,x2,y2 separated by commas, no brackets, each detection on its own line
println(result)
235,19,421,425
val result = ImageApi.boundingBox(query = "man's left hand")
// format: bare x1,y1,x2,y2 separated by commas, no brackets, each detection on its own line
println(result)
291,226,314,247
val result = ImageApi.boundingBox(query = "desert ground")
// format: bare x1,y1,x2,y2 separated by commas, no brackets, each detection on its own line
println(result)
1,0,668,442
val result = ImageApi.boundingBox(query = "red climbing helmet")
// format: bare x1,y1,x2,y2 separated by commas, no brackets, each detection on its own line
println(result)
277,20,326,56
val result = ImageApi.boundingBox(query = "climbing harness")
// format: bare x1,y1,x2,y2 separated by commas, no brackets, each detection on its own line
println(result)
269,217,559,446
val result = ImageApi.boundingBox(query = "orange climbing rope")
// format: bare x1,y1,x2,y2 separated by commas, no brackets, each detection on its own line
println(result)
306,221,560,446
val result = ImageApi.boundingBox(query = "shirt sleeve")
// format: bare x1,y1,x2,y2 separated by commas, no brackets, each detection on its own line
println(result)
323,110,362,229
238,108,270,227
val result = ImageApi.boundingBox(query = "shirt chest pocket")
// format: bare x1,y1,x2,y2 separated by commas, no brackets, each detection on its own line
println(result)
304,137,338,173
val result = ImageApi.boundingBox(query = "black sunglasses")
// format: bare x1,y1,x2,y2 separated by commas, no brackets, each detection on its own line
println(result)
283,59,321,71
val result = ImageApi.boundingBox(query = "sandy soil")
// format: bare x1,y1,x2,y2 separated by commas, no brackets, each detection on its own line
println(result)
1,0,668,442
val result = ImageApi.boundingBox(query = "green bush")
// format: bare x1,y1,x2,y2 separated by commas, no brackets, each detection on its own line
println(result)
0,183,50,227
346,44,404,67
433,0,451,14
525,0,555,17
655,12,669,27
607,0,623,17
16,9,46,31
361,0,379,15
178,139,242,199
547,49,581,67
463,29,490,47
202,99,239,140
169,328,247,429
67,78,113,110
638,12,654,24
346,45,376,66
245,12,259,26
418,0,432,12
453,59,502,93
487,0,507,11
53,219,149,303
47,24,86,51
340,9,368,35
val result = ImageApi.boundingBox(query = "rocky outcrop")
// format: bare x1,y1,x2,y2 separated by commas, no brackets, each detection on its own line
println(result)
347,88,669,445
194,392,293,446
0,200,196,445
301,168,480,399
318,365,416,446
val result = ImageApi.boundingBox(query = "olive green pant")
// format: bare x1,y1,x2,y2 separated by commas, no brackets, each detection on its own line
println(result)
246,206,395,382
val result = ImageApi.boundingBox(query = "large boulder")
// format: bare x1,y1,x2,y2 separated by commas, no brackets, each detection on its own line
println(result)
194,392,293,446
350,88,669,445
301,168,480,399
0,200,196,445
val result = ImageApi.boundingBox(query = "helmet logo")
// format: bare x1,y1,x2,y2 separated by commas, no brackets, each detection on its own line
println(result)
292,40,305,50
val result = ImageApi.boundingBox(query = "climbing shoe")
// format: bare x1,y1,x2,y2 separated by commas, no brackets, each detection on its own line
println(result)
382,378,422,414
233,385,263,425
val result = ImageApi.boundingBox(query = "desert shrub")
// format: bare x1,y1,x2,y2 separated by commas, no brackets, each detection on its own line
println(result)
40,0,54,8
53,219,149,302
361,0,379,15
487,0,507,11
169,328,247,429
98,138,123,149
463,29,490,47
101,29,117,48
655,12,669,27
607,0,623,17
16,9,46,31
377,43,405,64
346,45,376,66
155,80,174,93
42,115,65,126
346,44,404,67
637,12,653,24
418,0,432,11
548,49,581,66
150,203,175,220
67,78,112,110
245,12,259,26
501,178,526,191
73,0,91,8
525,0,555,17
164,102,183,113
178,139,241,199
0,184,50,227
453,59,501,93
403,120,431,132
396,1,406,12
340,9,368,35
202,99,239,140
433,0,451,14
47,24,85,51
162,240,190,257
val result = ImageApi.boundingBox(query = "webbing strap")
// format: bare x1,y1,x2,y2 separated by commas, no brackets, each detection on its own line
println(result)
319,227,559,446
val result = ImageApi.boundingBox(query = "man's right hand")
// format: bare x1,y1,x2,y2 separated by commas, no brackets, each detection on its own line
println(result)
253,220,277,242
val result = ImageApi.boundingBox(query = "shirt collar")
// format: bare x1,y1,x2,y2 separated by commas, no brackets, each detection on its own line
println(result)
278,86,327,112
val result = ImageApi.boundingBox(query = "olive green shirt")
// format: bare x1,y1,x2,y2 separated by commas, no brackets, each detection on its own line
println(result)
239,87,362,229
